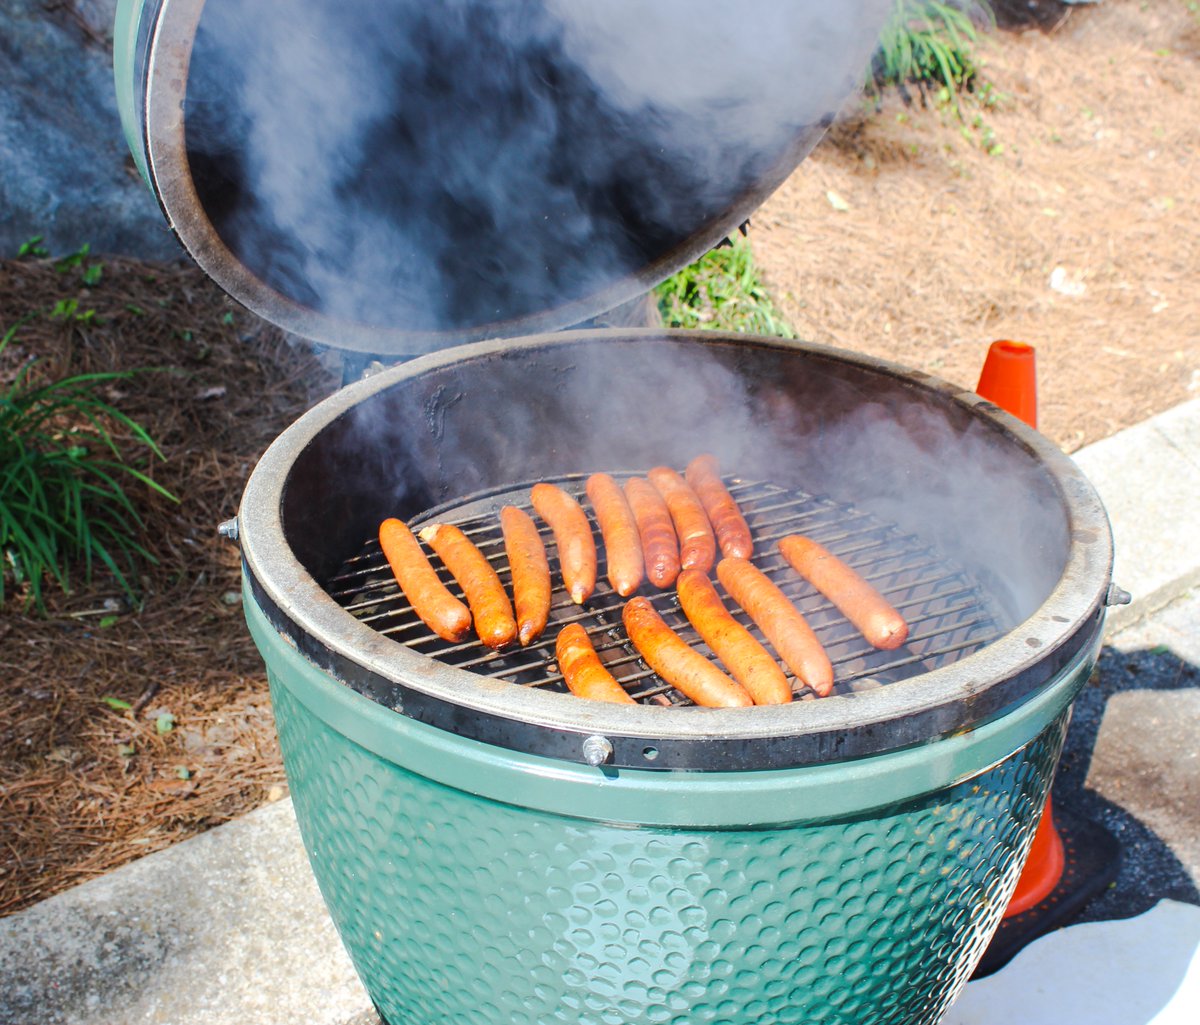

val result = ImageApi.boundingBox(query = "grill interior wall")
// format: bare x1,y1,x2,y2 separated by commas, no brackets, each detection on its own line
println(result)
281,336,1069,627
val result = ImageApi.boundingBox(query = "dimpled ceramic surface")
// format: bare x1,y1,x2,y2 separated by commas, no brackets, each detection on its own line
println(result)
269,669,1068,1025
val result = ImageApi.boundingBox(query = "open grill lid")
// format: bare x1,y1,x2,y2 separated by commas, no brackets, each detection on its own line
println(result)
116,0,892,355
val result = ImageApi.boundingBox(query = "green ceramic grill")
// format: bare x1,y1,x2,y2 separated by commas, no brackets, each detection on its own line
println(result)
114,3,1118,1023
232,330,1114,1025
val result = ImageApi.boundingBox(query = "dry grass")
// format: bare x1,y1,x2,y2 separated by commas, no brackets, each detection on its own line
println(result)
0,255,335,916
753,0,1199,452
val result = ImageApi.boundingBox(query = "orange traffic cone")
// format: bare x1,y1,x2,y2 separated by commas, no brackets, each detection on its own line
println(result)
976,340,1037,429
972,340,1122,977
1003,797,1066,918
974,340,1065,915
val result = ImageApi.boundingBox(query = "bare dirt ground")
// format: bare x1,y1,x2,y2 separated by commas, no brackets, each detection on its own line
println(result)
2,0,1197,917
753,0,1199,453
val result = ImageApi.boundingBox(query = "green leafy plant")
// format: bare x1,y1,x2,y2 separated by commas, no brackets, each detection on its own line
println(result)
870,1,992,105
17,236,49,259
0,319,176,610
655,234,794,338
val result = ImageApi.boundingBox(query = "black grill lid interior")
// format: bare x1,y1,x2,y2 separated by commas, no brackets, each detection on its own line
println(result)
145,0,892,354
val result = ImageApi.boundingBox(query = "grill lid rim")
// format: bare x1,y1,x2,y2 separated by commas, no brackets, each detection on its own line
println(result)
136,0,877,355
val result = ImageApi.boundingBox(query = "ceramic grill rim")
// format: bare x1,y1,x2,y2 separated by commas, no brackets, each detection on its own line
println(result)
237,330,1113,770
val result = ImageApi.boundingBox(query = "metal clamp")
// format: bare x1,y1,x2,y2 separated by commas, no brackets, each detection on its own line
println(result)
218,517,240,543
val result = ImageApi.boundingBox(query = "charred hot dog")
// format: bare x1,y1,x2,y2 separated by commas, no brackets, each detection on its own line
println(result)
624,477,681,589
418,522,517,649
499,505,551,646
676,568,792,705
778,534,909,650
647,466,717,573
379,517,472,643
716,557,834,696
530,483,597,605
622,596,752,708
685,453,753,559
555,623,635,704
585,473,644,597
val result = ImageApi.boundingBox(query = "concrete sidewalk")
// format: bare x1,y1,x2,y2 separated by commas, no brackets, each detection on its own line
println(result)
1072,398,1200,633
2,400,1198,1025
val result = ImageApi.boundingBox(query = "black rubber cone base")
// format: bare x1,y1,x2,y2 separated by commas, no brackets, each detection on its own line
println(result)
973,810,1121,979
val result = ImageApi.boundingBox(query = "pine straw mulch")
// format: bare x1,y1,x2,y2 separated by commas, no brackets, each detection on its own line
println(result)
752,0,1200,454
0,255,337,916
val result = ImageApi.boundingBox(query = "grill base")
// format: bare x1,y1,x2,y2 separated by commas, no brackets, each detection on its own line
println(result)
259,597,1078,1025
325,473,1009,706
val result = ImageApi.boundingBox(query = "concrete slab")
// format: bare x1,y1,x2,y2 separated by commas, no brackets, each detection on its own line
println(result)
1086,689,1200,885
1109,584,1200,664
1072,399,1200,633
0,799,367,1025
942,900,1200,1025
1053,587,1200,925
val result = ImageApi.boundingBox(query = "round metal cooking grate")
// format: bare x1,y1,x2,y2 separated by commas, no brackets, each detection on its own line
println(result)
323,473,1010,705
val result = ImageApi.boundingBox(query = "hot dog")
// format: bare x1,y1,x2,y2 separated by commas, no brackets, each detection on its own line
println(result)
624,477,681,589
530,483,597,604
716,557,834,696
418,523,517,649
647,466,717,573
685,453,753,559
676,569,792,705
778,534,909,650
555,623,635,704
499,505,551,646
622,596,752,708
585,473,644,597
378,518,472,643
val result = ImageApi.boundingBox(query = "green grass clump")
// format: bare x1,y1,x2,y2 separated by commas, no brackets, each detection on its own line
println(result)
0,319,174,610
655,234,794,338
870,1,991,101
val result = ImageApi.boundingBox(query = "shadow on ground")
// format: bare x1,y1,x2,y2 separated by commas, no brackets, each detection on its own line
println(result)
1053,639,1200,923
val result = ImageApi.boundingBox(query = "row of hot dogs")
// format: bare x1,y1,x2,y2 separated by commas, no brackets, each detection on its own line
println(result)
377,455,909,707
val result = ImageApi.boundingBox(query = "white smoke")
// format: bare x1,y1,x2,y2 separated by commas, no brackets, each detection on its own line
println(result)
184,0,894,348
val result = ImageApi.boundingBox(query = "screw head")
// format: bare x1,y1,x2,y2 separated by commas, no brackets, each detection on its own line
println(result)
217,517,240,543
581,735,614,766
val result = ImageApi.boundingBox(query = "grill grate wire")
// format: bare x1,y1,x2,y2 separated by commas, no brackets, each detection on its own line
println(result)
324,476,1008,704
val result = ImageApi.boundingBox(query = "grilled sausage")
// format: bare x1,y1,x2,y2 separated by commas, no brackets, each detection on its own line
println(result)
685,453,753,559
624,477,681,589
555,623,635,704
647,466,717,572
717,557,834,696
379,518,472,643
418,523,517,649
676,569,792,705
499,505,551,646
778,534,909,651
585,473,644,596
530,483,597,604
622,596,752,708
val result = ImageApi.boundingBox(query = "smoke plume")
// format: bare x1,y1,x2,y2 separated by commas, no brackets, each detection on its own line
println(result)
182,0,891,349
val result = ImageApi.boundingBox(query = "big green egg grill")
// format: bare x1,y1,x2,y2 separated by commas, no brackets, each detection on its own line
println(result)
115,2,1118,1022
232,330,1115,1025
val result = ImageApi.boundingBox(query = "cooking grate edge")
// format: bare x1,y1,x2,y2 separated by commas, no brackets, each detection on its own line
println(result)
323,475,1009,705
